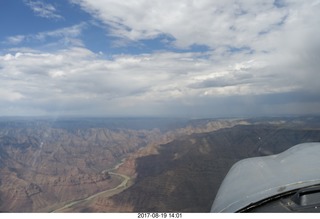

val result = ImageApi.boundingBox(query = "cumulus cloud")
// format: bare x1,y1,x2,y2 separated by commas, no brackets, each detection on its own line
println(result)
1,0,319,117
71,0,290,49
1,43,319,117
71,0,320,66
24,0,63,20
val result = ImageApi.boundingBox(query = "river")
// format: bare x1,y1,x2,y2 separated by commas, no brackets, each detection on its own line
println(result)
51,159,131,212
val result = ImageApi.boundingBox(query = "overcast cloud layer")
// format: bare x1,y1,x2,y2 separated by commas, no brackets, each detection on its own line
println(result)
1,0,319,117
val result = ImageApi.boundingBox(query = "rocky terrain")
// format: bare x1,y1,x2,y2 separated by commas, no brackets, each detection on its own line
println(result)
0,117,247,212
0,118,162,212
71,117,320,212
0,116,319,212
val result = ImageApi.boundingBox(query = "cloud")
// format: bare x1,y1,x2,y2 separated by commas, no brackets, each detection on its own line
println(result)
4,23,87,48
0,43,319,117
6,35,26,45
24,0,63,20
35,23,85,40
71,0,290,49
1,1,319,117
70,0,320,73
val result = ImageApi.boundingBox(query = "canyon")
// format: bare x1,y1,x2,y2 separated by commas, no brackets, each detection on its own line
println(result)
0,116,319,212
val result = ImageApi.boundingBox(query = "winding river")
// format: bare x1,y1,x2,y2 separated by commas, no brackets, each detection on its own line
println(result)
51,159,131,212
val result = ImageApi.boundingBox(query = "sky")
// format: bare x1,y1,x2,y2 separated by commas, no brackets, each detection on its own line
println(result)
0,0,319,118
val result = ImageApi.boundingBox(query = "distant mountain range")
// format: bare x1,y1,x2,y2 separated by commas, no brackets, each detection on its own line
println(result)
0,116,319,212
